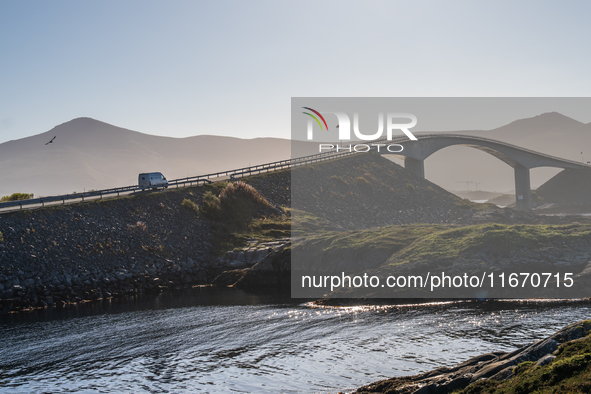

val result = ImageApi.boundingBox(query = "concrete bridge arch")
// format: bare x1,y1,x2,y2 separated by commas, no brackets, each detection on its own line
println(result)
374,134,586,210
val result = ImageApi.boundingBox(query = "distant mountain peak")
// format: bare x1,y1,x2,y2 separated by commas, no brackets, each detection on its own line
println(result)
55,117,112,127
494,111,586,132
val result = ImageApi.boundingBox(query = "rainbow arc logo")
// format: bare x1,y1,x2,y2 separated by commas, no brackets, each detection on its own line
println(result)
301,107,329,131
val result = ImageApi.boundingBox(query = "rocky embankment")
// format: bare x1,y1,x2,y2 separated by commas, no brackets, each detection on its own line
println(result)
211,238,290,291
355,320,591,394
0,187,215,313
0,177,292,314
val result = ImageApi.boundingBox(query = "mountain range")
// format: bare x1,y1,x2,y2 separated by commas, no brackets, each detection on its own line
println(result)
0,118,318,197
1,113,590,197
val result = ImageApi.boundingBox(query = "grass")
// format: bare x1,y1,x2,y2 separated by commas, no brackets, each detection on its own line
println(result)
0,231,3,243
291,209,342,235
355,176,373,190
181,198,200,215
1,192,33,202
301,224,444,253
331,175,348,187
200,191,221,219
389,223,591,266
217,211,291,252
204,181,285,254
290,222,591,274
456,321,591,394
293,224,446,269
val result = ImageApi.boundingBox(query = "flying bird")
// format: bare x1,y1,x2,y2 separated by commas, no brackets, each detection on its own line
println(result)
45,136,56,145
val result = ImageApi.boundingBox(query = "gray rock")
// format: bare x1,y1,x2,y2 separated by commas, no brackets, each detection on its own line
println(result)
355,320,591,394
22,279,35,287
536,354,556,366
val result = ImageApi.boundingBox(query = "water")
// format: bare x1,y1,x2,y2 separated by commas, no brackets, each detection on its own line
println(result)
1,288,590,393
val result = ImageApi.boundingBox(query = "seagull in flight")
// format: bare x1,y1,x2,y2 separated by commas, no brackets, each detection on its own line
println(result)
45,136,56,145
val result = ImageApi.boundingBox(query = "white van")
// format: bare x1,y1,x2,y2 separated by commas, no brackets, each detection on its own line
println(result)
138,172,168,190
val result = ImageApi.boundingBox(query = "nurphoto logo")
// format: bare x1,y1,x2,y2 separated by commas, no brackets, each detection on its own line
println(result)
302,107,417,153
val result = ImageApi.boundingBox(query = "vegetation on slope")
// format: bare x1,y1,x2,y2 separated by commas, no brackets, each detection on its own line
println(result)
200,181,290,253
1,192,33,202
388,223,591,266
456,321,591,394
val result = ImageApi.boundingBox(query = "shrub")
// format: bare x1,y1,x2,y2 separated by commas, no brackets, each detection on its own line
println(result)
0,193,33,202
356,176,373,189
331,175,348,187
218,181,272,226
201,191,221,219
219,181,271,207
181,198,200,215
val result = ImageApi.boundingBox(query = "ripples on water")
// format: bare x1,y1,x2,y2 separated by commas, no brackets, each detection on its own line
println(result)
0,289,590,393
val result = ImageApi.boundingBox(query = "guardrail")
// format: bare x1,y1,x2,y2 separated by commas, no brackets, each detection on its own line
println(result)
0,148,358,212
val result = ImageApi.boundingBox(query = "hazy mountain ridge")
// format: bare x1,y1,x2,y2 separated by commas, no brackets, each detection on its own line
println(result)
0,118,310,196
2,112,590,197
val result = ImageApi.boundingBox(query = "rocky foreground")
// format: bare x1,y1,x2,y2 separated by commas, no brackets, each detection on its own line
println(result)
355,320,591,394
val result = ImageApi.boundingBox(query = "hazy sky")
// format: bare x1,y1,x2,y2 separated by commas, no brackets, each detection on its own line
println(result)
1,0,591,144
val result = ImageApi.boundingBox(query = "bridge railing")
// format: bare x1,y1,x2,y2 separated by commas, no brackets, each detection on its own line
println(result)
0,147,359,212
393,133,588,167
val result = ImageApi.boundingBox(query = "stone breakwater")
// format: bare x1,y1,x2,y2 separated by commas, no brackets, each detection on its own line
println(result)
0,179,292,314
0,257,210,312
0,187,219,314
0,238,292,314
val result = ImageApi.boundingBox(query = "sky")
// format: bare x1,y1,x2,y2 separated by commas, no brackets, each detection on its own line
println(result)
1,0,591,144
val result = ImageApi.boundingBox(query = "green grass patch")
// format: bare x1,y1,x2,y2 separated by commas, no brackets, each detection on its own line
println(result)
456,321,591,394
391,223,591,266
291,209,342,236
297,224,445,256
1,192,33,202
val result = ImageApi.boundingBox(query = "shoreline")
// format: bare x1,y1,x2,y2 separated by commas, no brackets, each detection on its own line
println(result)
354,320,591,394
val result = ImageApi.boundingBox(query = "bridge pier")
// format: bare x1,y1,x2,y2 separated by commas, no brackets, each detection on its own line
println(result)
404,157,425,179
514,165,531,210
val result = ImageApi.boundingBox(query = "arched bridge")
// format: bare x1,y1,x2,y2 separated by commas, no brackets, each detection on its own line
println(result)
371,133,588,210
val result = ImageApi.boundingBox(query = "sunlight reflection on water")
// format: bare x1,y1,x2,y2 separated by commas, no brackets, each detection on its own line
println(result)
0,290,590,393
